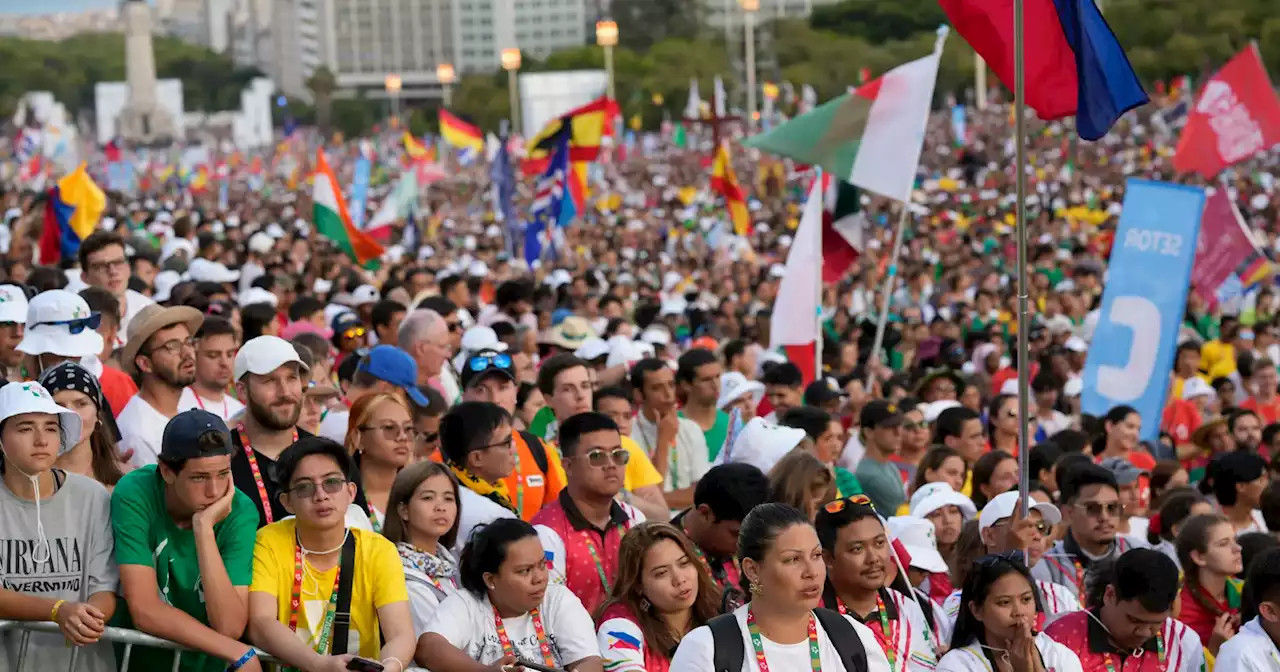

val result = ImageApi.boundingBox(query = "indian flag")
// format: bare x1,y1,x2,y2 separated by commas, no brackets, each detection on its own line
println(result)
312,150,384,269
745,27,948,203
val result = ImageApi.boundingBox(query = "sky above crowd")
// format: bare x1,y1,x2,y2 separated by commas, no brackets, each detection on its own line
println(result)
0,0,137,15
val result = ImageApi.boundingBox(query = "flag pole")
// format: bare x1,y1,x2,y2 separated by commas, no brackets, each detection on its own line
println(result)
1014,0,1032,519
816,172,825,384
865,203,911,389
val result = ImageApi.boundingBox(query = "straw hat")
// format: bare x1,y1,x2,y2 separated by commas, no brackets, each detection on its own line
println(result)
122,304,205,375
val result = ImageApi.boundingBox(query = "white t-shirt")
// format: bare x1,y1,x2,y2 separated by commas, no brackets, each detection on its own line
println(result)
117,394,175,467
318,409,350,443
1215,617,1280,671
422,584,600,667
178,387,245,422
937,634,1082,672
670,605,893,672
452,487,517,556
631,411,711,492
118,289,155,348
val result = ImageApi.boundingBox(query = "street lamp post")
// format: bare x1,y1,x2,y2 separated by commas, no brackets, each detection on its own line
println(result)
741,0,758,132
437,63,456,108
384,74,402,122
596,20,618,100
501,48,522,136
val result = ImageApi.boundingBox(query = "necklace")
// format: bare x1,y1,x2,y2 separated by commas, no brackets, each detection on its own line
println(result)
492,606,556,666
746,607,821,672
238,425,300,525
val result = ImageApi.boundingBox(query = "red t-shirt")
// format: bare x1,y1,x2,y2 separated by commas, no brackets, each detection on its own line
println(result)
99,365,138,418
1177,582,1240,649
1161,399,1202,445
1242,396,1280,425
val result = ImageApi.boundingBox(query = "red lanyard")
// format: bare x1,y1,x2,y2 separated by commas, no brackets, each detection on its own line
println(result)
287,543,341,657
493,606,556,666
192,390,226,418
239,425,299,525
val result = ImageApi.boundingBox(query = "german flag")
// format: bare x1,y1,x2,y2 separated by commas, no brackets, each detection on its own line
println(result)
439,110,484,151
403,133,432,161
710,143,749,235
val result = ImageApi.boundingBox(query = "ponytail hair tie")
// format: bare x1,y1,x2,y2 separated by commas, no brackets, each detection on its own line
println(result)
1149,513,1162,536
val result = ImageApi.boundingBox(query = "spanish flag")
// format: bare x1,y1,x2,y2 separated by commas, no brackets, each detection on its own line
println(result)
525,96,620,166
404,133,432,161
439,110,484,152
710,143,750,236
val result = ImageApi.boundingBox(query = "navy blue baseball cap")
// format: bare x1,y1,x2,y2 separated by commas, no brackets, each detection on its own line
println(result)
161,409,234,459
356,345,431,408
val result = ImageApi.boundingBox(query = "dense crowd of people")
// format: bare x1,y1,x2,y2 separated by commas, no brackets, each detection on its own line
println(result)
0,96,1279,672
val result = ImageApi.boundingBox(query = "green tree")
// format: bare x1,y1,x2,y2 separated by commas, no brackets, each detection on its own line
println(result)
306,66,338,136
612,0,705,52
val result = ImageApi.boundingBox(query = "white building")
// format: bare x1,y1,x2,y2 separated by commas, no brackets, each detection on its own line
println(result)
95,77,276,149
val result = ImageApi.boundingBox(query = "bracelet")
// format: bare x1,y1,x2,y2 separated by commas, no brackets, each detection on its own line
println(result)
227,648,257,672
50,599,66,623
381,657,405,672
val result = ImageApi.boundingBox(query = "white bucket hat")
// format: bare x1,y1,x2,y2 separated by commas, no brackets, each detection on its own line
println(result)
885,516,949,574
17,290,105,359
0,284,28,324
717,371,765,410
0,380,83,454
723,417,806,474
909,482,977,520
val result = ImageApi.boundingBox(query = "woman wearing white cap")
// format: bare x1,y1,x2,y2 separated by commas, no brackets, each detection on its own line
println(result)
0,380,119,672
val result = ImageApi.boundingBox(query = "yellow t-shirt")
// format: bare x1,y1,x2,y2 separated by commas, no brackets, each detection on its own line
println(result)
547,435,664,493
251,521,408,659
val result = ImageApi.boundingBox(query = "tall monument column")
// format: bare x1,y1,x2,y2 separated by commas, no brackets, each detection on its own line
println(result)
117,0,178,144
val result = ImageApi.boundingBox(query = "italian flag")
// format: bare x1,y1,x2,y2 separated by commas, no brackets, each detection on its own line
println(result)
313,150,385,269
744,28,947,203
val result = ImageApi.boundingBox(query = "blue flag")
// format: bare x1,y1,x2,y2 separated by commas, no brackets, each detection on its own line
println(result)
1053,0,1150,140
526,130,572,266
1081,179,1205,440
490,130,516,256
349,157,371,229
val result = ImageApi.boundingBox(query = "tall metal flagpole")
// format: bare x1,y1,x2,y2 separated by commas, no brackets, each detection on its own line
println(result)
865,205,911,389
1014,0,1032,519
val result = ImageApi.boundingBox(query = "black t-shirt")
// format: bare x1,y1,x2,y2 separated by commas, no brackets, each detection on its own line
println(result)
230,427,370,528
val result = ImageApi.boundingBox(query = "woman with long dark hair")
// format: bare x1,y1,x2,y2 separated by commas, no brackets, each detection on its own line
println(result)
671,503,894,671
1175,513,1244,655
907,445,968,499
986,395,1020,456
383,461,461,637
40,362,126,488
1094,405,1156,508
415,518,603,671
594,522,720,672
970,450,1018,511
938,553,1080,671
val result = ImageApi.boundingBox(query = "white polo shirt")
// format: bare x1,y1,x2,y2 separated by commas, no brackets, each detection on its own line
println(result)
1216,617,1280,671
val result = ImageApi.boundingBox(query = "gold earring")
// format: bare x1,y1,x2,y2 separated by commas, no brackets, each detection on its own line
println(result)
749,580,762,596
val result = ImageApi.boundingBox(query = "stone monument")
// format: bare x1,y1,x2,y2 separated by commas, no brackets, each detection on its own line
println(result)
116,0,178,144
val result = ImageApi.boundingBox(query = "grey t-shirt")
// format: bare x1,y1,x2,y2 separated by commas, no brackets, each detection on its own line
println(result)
0,471,118,672
855,455,906,515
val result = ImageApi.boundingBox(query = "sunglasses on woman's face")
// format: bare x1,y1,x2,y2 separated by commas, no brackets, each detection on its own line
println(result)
823,494,873,514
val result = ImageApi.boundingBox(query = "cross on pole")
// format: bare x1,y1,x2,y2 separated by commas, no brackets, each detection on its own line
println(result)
682,112,742,155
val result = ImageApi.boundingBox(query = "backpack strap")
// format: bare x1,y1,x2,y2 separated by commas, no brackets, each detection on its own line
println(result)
520,430,550,474
708,613,745,672
814,607,868,671
329,532,359,655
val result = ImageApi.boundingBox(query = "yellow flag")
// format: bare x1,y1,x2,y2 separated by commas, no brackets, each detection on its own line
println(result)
57,164,105,241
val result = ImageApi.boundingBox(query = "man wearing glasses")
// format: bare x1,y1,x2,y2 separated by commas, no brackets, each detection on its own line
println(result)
118,303,205,466
1033,464,1141,599
532,411,645,615
461,348,567,521
79,230,153,347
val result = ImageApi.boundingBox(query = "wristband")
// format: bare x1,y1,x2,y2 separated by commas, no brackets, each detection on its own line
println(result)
227,648,257,671
381,657,405,672
50,599,66,623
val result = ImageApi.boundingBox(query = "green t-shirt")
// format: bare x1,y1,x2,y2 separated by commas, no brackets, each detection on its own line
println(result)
528,406,557,441
680,410,731,461
109,465,258,672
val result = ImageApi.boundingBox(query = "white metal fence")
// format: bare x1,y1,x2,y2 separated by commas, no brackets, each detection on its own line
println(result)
0,621,279,672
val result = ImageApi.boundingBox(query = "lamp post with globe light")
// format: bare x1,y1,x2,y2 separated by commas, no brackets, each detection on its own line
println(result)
437,63,456,108
596,20,618,100
740,0,758,132
501,48,522,136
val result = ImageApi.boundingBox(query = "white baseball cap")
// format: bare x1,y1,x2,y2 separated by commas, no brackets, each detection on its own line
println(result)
152,270,182,303
909,482,977,520
234,335,310,381
922,399,961,423
239,286,279,308
574,337,610,361
1182,376,1214,401
885,516,949,574
978,491,1062,532
17,290,105,358
187,258,240,284
0,380,82,455
0,284,28,324
352,285,380,306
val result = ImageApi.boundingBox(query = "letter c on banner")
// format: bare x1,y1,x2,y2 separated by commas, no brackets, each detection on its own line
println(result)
1096,296,1162,403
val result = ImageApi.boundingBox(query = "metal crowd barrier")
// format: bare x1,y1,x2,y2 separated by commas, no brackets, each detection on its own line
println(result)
0,620,280,672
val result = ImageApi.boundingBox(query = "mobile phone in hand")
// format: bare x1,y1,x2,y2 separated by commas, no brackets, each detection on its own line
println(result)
345,657,384,672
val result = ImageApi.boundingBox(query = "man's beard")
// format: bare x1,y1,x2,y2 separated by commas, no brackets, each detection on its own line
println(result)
248,393,302,431
156,360,196,389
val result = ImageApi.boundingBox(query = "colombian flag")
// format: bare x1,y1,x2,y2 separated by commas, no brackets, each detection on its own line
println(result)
38,163,104,264
439,110,484,152
710,143,749,235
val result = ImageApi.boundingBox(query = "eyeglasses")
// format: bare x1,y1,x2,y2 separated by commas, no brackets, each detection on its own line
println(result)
468,353,513,371
1079,501,1124,519
992,517,1053,535
288,476,348,499
824,494,873,514
584,448,630,467
148,337,197,357
360,423,414,441
447,322,462,333
902,421,922,431
481,434,514,453
36,313,101,335
341,325,366,340
418,431,440,444
87,258,128,275
976,550,1026,567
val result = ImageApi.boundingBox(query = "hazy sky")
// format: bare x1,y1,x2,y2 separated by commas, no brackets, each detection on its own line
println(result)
0,0,137,15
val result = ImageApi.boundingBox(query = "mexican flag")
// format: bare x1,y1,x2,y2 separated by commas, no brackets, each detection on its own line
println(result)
744,28,948,203
313,150,385,269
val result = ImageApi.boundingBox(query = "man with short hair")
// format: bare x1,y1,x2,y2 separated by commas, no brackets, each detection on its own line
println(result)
370,299,406,346
462,348,567,520
1098,456,1149,536
761,361,803,421
110,409,262,672
441,401,520,553
246,437,415,669
672,463,769,612
418,296,464,352
0,283,24,381
1045,549,1204,671
1244,358,1280,424
1216,546,1280,668
1232,407,1265,454
676,347,731,459
118,303,205,466
1033,464,1142,598
932,406,987,495
630,358,710,510
533,411,645,614
179,316,244,421
855,400,907,514
398,308,459,403
317,344,431,443
79,230,154,345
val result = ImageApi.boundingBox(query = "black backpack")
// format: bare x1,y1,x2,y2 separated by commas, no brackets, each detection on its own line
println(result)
708,607,868,672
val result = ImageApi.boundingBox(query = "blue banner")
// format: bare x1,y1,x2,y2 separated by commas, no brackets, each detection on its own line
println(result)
349,157,371,229
1081,179,1205,440
951,104,967,145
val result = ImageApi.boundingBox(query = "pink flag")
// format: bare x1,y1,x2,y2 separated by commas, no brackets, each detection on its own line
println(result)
1190,189,1253,305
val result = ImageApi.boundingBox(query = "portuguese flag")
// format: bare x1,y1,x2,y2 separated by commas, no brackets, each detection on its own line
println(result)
312,150,384,269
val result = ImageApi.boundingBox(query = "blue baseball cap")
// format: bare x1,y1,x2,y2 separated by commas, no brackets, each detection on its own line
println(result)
162,409,234,460
357,345,430,408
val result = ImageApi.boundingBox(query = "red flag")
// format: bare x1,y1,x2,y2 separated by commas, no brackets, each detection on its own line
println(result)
103,141,121,164
1190,189,1254,306
1174,45,1280,178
